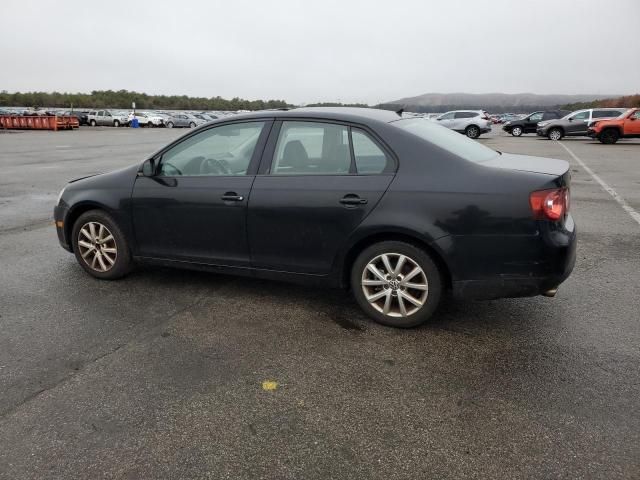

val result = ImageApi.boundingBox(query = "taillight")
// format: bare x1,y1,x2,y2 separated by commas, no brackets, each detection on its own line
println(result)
529,188,569,221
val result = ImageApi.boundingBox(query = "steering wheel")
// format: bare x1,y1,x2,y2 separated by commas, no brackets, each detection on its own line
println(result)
200,158,232,175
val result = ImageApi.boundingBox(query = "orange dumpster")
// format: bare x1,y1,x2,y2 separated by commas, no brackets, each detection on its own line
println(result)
0,115,79,131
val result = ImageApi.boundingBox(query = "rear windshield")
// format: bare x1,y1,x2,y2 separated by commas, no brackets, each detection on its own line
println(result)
392,118,498,163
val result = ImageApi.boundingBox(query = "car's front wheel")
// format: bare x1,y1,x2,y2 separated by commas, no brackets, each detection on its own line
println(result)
548,128,563,141
89,119,96,127
351,241,443,328
465,125,480,139
166,121,174,128
511,126,523,137
599,128,619,144
72,210,132,280
189,122,196,128
113,120,120,127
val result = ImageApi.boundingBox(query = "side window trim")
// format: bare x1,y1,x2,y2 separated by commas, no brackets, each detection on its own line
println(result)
257,119,398,176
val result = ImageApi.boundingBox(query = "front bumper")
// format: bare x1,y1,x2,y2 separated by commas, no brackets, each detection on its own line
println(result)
536,127,548,136
587,129,598,138
54,204,72,252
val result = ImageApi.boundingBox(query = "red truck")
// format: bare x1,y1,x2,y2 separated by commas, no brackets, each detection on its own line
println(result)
588,108,640,144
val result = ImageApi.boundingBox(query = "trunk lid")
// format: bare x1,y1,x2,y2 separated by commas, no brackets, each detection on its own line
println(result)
482,153,569,176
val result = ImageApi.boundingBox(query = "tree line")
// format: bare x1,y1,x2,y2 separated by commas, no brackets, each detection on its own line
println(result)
561,94,640,111
0,90,292,111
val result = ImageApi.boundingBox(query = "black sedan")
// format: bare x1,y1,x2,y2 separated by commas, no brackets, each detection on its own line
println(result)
54,108,576,328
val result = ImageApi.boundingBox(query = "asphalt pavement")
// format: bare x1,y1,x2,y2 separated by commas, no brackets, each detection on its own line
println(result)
0,125,639,479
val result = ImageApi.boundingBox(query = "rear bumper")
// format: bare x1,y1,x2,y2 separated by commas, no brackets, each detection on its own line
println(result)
438,216,577,300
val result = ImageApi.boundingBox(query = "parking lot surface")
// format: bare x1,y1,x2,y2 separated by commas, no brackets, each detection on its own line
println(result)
1,126,639,479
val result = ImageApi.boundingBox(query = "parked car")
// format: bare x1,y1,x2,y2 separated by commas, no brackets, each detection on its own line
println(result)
435,110,492,138
87,110,128,127
127,112,152,127
587,108,640,144
536,108,627,140
61,110,90,125
503,110,568,136
164,113,204,128
54,107,575,328
143,112,166,127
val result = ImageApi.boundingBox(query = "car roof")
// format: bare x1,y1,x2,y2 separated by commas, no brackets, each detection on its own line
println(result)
228,107,401,124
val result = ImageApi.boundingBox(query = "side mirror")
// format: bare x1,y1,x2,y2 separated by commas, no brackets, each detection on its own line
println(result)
568,118,573,122
436,118,442,121
140,158,155,176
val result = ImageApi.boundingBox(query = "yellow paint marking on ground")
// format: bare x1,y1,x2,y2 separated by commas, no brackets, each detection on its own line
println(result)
262,380,278,391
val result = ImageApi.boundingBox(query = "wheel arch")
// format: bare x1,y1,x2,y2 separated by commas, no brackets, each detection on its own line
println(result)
340,231,453,291
64,201,115,252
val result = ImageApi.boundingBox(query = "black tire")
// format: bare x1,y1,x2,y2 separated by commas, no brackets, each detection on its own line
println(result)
71,210,133,280
350,241,443,328
548,128,563,141
465,125,480,139
166,121,174,128
114,120,120,127
599,128,619,144
89,119,96,127
189,122,196,128
511,126,523,137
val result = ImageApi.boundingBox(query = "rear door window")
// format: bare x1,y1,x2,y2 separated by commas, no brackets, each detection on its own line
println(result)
271,121,351,175
593,110,621,118
351,129,391,174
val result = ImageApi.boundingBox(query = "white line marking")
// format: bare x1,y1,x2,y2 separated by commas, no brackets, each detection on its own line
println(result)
558,141,640,227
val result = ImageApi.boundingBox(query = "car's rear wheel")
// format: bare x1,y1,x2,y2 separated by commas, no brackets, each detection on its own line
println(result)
511,126,523,137
465,125,480,139
72,210,132,280
167,121,174,128
548,128,563,141
599,128,619,144
351,241,443,328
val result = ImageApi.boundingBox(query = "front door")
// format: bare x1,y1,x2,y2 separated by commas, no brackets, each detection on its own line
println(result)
248,120,395,275
566,110,590,135
526,112,543,133
623,110,640,136
131,120,270,265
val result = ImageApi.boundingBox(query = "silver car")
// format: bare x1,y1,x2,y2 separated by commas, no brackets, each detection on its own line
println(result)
87,110,128,127
164,113,204,128
435,110,492,138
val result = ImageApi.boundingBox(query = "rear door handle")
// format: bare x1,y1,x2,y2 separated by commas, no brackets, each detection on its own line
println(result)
221,192,244,202
340,195,368,206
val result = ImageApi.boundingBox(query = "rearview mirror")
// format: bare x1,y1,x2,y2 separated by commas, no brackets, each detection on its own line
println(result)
141,158,155,176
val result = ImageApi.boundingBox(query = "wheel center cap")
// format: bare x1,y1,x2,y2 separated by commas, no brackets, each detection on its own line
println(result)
388,279,400,290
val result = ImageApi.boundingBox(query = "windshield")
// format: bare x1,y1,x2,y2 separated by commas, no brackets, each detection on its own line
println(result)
392,118,498,163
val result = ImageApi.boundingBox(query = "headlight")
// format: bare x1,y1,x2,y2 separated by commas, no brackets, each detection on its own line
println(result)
504,121,511,126
57,185,67,205
538,121,548,127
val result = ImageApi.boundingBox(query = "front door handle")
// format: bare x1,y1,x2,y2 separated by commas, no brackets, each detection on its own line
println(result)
340,195,368,206
221,192,244,202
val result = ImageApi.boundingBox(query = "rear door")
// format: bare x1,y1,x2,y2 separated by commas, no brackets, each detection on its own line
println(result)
247,120,395,274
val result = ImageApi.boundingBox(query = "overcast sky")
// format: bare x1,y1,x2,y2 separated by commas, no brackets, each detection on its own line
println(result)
1,0,638,104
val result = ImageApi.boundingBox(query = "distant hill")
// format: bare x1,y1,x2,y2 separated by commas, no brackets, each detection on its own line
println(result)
379,92,618,113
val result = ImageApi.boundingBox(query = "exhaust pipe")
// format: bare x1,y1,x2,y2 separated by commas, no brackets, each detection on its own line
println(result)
542,288,558,298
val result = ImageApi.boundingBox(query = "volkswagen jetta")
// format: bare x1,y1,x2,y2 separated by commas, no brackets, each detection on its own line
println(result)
54,108,576,328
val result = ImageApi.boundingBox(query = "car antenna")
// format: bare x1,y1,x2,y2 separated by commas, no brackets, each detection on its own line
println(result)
396,108,404,117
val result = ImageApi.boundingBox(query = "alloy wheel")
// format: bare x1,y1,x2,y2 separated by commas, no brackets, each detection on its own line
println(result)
512,126,522,136
361,253,428,318
77,222,117,272
466,126,480,139
549,129,562,141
